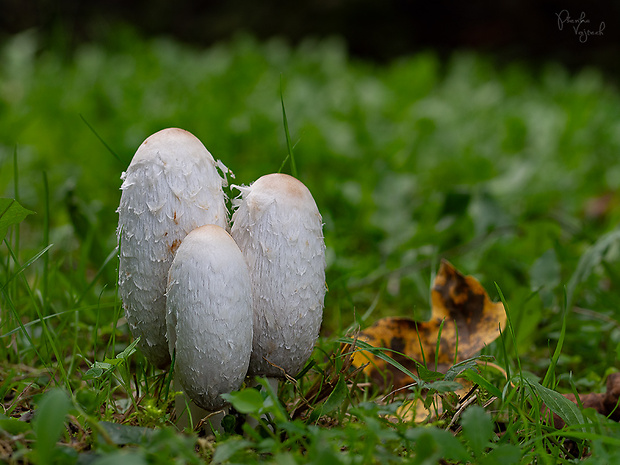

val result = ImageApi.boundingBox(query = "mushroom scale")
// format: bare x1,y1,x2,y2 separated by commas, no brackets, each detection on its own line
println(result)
166,225,253,411
117,128,228,368
231,173,326,378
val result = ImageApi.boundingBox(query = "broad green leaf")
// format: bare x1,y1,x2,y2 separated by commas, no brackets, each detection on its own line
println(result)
460,405,494,458
527,380,588,430
212,438,253,464
255,377,288,422
83,366,105,380
469,190,513,236
92,451,147,465
83,361,115,380
530,248,561,291
33,388,71,465
0,198,35,242
409,431,438,463
566,228,620,309
530,248,561,307
116,337,141,360
426,380,463,393
102,357,124,367
0,416,32,434
479,444,521,465
83,340,140,380
405,427,470,462
310,374,348,422
417,364,445,383
221,388,265,414
270,452,298,465
98,421,154,445
320,375,348,413
444,355,494,381
75,388,100,416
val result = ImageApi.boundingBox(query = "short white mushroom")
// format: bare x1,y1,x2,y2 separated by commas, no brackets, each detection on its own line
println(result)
117,128,229,368
166,225,253,415
231,173,326,378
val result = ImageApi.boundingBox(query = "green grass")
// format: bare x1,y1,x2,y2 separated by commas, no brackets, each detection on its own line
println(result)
2,27,620,463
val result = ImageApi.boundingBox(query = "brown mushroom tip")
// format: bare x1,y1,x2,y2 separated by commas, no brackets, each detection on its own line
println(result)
248,173,316,206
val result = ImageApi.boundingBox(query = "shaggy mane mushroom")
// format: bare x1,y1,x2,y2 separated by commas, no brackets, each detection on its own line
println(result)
117,128,228,368
166,224,253,417
231,173,326,379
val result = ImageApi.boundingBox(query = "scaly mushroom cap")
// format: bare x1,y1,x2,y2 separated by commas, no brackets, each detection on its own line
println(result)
231,173,326,377
166,225,253,410
117,128,228,368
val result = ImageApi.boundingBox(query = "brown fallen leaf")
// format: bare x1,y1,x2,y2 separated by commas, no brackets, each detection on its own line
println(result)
550,372,620,428
352,259,506,389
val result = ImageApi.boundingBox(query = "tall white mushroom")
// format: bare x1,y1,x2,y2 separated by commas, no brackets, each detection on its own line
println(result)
166,225,253,415
231,173,326,378
117,128,229,368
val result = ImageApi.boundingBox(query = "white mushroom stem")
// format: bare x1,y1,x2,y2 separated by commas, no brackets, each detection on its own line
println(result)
166,225,253,426
231,173,326,382
118,128,229,368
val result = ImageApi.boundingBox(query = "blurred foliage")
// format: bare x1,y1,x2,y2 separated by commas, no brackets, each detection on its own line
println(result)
2,28,620,381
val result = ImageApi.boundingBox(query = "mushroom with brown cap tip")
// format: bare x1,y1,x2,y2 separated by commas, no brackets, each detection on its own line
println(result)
117,128,229,368
231,173,326,378
166,224,253,416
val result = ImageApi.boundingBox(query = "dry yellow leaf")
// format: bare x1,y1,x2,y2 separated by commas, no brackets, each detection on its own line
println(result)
352,259,506,389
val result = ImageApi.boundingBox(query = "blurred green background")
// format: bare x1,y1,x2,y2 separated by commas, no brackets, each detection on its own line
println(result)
2,2,620,382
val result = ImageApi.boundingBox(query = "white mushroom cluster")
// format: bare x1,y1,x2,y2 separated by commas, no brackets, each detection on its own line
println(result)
117,128,326,417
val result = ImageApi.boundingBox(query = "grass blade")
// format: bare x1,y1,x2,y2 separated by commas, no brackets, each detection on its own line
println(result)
542,288,569,388
338,336,422,385
3,241,69,388
76,246,118,305
278,75,297,177
0,303,115,338
494,283,522,379
463,368,503,399
80,114,124,165
1,243,53,291
435,318,445,372
0,286,46,363
12,146,19,266
42,172,50,310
